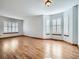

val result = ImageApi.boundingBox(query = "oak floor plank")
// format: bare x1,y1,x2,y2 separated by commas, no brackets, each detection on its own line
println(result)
0,36,79,59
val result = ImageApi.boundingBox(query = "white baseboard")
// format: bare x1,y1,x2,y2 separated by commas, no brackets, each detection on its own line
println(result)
0,34,22,38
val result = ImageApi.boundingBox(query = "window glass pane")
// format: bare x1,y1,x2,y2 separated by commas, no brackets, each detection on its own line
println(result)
46,19,50,26
12,27,15,32
12,22,15,27
57,18,61,25
57,26,61,34
45,25,50,34
4,26,8,33
52,19,56,25
15,23,18,32
4,30,7,32
52,26,56,34
4,21,8,33
8,27,11,32
52,19,57,34
4,28,7,32
56,18,61,34
16,23,18,27
45,19,50,34
16,27,18,32
4,27,7,29
64,17,69,35
8,22,11,27
4,21,7,27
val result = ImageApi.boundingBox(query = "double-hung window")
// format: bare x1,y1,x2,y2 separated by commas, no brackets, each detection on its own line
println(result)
64,16,69,36
52,18,62,35
4,21,18,33
45,19,50,35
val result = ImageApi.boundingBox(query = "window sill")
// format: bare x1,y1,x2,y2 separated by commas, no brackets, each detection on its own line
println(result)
52,34,62,36
0,34,21,38
46,34,50,35
46,34,69,36
3,32,18,34
64,35,69,37
46,33,62,36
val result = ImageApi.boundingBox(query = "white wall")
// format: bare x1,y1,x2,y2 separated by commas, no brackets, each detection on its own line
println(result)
23,15,43,38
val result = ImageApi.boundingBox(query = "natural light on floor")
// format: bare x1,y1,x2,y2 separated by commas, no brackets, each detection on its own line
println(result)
44,41,62,59
2,39,19,52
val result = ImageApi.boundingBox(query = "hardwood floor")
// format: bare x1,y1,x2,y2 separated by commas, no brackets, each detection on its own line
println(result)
0,36,79,59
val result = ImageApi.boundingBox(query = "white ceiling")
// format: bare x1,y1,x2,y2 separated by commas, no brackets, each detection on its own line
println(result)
0,0,78,19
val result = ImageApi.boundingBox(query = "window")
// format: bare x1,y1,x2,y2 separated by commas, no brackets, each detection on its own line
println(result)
64,16,69,36
4,21,18,33
45,19,50,35
52,18,62,35
52,19,57,34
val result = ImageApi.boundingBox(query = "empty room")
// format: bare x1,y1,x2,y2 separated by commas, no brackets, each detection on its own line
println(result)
0,0,79,59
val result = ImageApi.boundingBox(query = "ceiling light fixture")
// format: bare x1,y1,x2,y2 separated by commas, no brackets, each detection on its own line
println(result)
45,0,52,7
